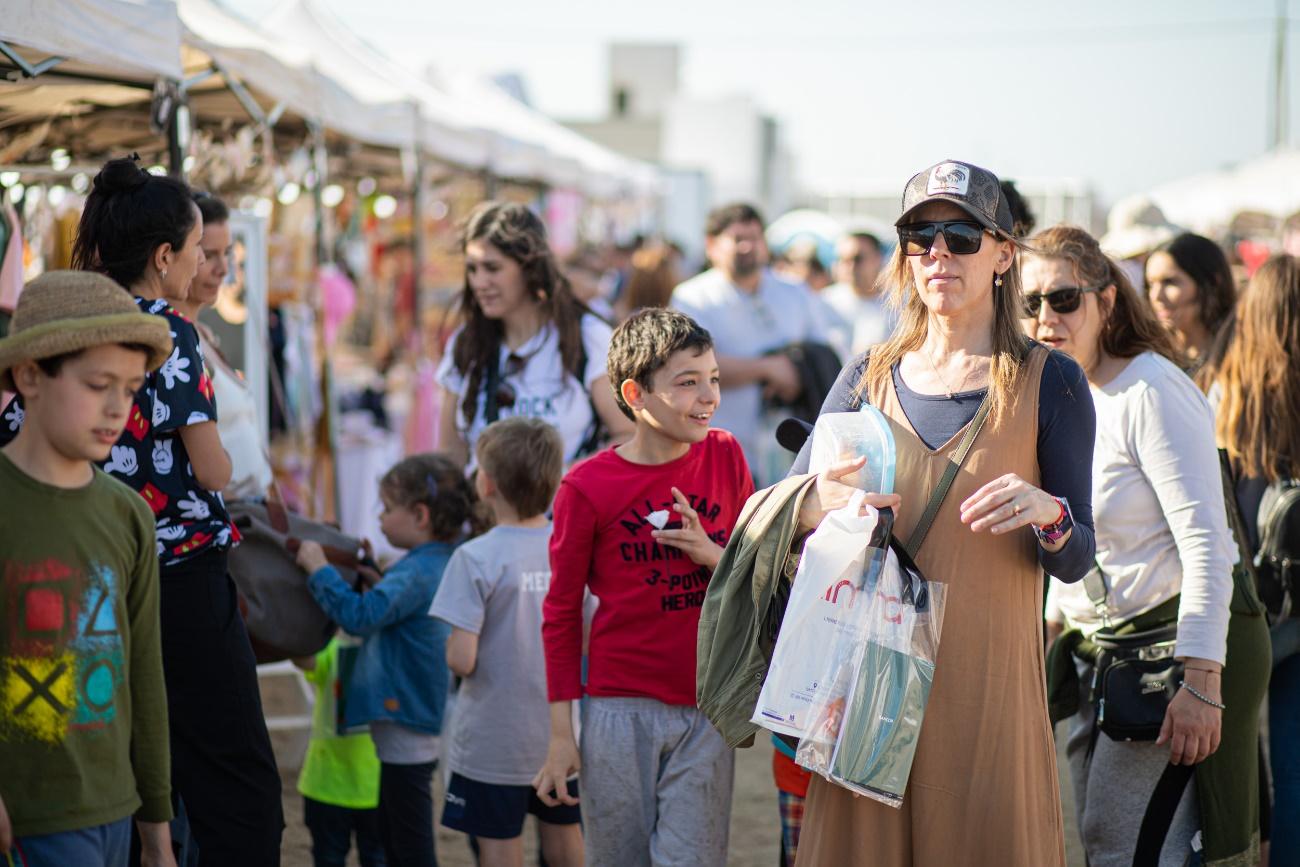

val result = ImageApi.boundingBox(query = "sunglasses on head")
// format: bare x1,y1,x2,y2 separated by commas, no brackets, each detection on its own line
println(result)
897,220,988,257
1021,285,1102,317
494,352,528,410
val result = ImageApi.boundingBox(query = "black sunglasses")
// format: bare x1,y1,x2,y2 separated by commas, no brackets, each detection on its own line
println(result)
897,220,987,256
494,353,528,410
1022,286,1102,317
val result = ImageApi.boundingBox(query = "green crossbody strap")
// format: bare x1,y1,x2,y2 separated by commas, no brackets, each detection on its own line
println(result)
904,393,993,559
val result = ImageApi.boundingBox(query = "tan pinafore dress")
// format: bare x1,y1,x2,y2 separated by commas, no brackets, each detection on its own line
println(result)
796,346,1066,867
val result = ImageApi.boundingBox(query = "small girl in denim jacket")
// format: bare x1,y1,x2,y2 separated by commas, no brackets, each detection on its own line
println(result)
298,453,474,867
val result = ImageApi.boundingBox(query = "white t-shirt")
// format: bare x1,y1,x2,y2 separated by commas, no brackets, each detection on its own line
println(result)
200,336,273,500
1045,351,1233,664
671,268,821,468
436,315,612,471
821,282,898,357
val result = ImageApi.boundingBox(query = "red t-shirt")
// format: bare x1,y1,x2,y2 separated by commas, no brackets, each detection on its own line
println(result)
543,429,753,706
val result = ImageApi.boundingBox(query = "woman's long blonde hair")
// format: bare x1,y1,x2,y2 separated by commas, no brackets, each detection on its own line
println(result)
1214,255,1300,481
860,237,1029,424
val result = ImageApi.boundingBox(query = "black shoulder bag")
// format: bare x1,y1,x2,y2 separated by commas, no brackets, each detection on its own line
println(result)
1083,568,1183,743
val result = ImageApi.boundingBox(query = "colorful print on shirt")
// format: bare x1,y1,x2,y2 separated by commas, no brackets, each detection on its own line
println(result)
1,558,126,745
0,298,235,566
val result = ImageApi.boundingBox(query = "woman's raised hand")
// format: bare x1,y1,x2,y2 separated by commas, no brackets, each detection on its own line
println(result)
960,473,1063,540
798,456,901,532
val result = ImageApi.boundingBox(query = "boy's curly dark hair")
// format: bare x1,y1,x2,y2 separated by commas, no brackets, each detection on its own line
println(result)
380,453,477,541
606,308,713,420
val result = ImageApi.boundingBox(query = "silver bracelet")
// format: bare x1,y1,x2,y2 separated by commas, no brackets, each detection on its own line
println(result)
1181,682,1226,710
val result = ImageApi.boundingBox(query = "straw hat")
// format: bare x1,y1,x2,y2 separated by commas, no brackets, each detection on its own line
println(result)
1099,196,1184,260
0,271,173,391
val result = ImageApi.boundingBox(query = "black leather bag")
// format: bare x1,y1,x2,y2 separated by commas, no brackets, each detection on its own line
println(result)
1089,622,1183,742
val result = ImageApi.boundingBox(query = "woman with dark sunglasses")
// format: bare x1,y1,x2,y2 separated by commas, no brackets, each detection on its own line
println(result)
436,202,633,472
785,161,1096,865
1025,225,1265,867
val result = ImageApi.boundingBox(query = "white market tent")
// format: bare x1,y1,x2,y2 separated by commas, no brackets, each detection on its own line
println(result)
0,0,188,166
255,0,663,194
259,0,659,195
1146,148,1300,234
436,69,661,199
250,0,493,171
0,0,182,81
179,0,342,140
0,0,658,196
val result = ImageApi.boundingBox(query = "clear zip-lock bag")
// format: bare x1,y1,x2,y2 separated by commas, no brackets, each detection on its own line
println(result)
808,404,896,494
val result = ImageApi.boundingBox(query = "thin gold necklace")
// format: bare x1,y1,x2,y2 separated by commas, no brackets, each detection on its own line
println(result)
923,347,971,399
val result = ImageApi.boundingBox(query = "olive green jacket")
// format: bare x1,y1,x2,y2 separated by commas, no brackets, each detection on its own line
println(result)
697,473,818,748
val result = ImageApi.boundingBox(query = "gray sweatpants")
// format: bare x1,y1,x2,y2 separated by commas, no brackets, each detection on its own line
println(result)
1065,661,1200,867
579,697,735,867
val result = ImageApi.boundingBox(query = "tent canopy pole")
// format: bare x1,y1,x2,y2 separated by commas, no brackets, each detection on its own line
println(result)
0,40,65,79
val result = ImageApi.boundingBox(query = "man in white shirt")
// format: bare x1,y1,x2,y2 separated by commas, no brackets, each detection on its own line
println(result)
672,203,822,482
821,231,897,357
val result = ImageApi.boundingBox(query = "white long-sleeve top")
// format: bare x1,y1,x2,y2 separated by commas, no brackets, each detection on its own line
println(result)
1045,351,1232,664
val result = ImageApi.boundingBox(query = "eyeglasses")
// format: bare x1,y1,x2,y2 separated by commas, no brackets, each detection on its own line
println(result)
897,221,988,257
494,352,528,410
1021,286,1103,317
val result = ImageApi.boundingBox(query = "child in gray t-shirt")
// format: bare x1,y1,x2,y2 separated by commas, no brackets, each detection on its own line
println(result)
429,418,582,866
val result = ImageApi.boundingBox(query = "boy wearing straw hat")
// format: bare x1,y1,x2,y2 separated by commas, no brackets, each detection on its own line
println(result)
0,272,177,866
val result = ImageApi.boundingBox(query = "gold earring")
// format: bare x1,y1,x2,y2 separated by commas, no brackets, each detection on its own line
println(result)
994,274,1003,288
161,269,168,279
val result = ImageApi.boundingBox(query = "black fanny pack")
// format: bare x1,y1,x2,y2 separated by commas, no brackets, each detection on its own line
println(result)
1088,618,1182,742
1081,566,1182,743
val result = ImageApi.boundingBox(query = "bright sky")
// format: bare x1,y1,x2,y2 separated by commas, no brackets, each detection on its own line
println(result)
224,0,1300,204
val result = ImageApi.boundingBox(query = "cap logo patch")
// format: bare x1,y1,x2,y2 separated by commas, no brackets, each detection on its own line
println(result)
927,163,969,196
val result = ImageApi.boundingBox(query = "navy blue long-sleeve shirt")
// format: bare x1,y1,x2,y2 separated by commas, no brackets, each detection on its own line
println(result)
790,348,1096,583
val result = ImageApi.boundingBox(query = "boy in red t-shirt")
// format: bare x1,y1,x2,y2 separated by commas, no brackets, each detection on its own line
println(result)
534,308,753,866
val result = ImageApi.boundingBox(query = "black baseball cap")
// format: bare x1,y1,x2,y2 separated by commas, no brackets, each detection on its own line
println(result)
896,160,1014,236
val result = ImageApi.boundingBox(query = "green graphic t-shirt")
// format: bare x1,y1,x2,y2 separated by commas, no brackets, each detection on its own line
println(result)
0,451,170,836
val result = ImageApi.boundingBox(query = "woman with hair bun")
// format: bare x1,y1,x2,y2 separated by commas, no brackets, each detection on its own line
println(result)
437,202,632,472
1,157,284,865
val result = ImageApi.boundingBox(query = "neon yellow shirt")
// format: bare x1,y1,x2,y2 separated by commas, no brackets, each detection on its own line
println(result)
295,638,381,808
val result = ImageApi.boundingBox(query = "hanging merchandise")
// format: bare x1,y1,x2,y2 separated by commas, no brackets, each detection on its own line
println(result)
0,199,22,317
318,263,357,348
795,539,947,809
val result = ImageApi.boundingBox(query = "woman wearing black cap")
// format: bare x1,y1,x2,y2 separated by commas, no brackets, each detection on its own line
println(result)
786,160,1096,865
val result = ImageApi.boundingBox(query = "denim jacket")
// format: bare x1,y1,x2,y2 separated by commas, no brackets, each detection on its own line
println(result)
308,541,454,734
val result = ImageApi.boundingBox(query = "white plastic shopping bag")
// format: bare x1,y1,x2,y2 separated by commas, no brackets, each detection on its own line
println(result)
751,489,888,738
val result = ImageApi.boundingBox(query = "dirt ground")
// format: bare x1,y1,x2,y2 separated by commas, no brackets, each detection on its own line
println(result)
264,669,1084,866
277,736,780,867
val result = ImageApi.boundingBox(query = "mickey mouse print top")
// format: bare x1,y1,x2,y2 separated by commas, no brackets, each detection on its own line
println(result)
0,297,236,567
